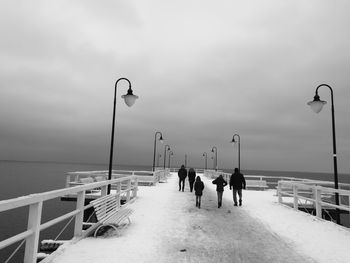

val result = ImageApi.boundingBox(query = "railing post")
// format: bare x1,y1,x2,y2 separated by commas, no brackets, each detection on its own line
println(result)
101,185,108,196
277,181,282,203
65,173,71,188
348,194,350,223
74,190,85,237
315,186,322,218
132,177,138,198
293,184,298,210
117,182,121,208
126,179,131,203
24,201,43,263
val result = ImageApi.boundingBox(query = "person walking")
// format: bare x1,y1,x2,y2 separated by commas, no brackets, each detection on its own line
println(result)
212,174,227,208
229,168,246,206
188,168,196,192
178,165,187,192
194,176,204,208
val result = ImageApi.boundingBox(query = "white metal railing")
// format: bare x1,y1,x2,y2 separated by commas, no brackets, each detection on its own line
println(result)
65,169,168,188
0,176,138,263
202,170,350,190
277,180,350,222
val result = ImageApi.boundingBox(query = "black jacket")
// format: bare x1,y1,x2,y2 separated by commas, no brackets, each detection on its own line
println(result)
229,172,246,190
178,167,187,180
212,176,227,192
188,168,196,182
194,181,204,196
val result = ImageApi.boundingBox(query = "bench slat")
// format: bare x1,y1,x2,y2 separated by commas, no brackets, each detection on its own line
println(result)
91,194,133,236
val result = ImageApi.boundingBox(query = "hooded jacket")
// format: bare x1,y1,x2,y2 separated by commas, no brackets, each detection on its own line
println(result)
212,175,227,192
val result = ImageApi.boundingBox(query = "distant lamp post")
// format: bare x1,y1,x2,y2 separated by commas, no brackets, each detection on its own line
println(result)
307,83,340,224
163,145,170,170
211,146,218,171
168,151,174,168
231,134,241,171
152,131,164,172
157,154,162,167
108,78,139,194
211,156,215,170
202,152,207,170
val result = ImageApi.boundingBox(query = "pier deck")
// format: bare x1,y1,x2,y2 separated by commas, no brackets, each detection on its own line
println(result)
48,173,317,263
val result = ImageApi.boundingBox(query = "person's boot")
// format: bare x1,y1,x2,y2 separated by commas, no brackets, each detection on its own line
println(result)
196,201,198,207
198,202,201,209
234,202,238,206
239,200,242,206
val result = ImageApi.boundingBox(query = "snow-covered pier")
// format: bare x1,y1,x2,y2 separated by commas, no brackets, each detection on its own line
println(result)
45,172,350,263
1,170,350,263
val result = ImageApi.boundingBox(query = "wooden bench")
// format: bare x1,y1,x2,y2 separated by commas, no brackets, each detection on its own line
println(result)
246,180,268,190
90,194,133,237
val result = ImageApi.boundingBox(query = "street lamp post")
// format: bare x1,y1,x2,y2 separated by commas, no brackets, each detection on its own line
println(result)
152,131,164,172
157,154,162,167
211,146,218,171
168,151,174,168
163,144,170,170
231,134,241,171
108,78,138,194
307,83,340,224
202,152,207,170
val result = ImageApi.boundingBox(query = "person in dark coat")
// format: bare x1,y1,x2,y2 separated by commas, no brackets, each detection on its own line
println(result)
229,168,246,206
177,165,187,192
212,174,227,208
194,176,204,208
188,168,196,192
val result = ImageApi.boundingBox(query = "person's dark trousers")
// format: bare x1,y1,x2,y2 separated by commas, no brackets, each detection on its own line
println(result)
217,191,223,208
196,196,201,208
232,189,243,206
179,179,185,191
189,181,194,192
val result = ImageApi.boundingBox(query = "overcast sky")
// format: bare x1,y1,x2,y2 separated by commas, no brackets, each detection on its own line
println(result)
1,0,350,174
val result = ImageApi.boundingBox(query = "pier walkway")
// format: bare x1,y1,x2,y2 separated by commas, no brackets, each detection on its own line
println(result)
49,173,318,263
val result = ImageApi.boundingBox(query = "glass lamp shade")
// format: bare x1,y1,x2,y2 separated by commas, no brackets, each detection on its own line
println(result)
122,93,138,107
307,99,327,113
159,136,164,143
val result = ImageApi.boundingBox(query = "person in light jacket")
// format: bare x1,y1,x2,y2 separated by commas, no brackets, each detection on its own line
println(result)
212,174,227,208
194,176,204,208
229,168,246,206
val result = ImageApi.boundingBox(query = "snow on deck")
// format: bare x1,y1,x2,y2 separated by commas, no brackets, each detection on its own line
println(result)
50,173,350,263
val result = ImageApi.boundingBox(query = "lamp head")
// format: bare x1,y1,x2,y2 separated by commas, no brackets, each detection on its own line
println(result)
159,135,164,143
231,138,236,144
307,94,327,113
122,88,138,107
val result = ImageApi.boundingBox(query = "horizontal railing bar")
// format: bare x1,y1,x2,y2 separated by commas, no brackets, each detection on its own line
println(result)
0,229,33,250
0,176,136,212
40,210,80,231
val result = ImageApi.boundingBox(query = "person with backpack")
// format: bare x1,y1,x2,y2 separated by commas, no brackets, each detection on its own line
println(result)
194,176,204,208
